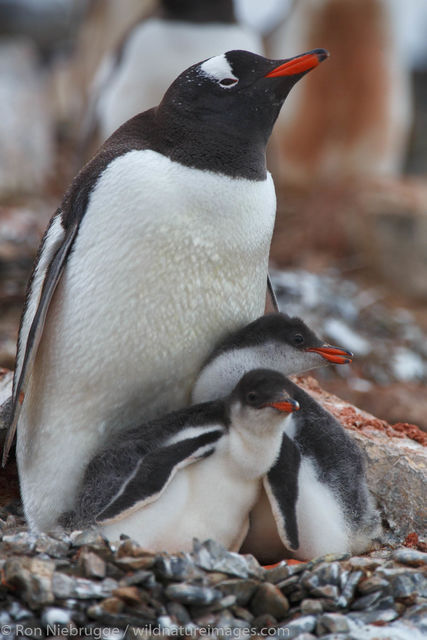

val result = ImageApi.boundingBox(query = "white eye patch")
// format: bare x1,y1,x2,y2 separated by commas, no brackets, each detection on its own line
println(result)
200,54,238,88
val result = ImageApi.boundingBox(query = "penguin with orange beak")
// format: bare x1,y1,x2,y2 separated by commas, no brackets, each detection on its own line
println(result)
64,315,378,559
192,312,352,404
4,49,328,532
64,369,300,552
191,313,379,561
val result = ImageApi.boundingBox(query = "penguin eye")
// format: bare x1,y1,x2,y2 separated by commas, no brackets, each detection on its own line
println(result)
294,334,304,346
219,78,238,88
247,391,258,404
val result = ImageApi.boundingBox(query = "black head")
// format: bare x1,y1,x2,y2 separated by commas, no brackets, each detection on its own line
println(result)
237,313,326,351
155,49,328,179
161,0,236,24
232,369,299,413
258,314,353,364
208,313,353,366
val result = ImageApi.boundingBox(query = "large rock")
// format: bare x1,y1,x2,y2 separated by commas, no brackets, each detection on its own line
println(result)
296,375,426,542
323,379,427,433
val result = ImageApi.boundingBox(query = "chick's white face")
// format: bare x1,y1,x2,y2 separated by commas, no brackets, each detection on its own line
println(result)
268,341,327,374
232,400,288,434
192,341,325,405
227,400,293,479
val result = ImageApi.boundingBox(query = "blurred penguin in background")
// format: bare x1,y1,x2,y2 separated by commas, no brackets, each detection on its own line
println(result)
267,0,412,184
83,0,264,152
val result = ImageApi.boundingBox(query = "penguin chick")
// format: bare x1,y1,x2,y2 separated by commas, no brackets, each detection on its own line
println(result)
4,48,328,532
192,312,353,404
67,369,299,552
246,377,381,562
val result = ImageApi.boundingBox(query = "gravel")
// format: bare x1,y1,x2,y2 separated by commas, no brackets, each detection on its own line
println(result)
0,515,425,638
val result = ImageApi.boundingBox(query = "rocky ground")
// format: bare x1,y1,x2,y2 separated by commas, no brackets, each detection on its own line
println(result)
0,521,426,640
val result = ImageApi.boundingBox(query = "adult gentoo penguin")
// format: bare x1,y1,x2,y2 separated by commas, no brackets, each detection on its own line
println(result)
3,48,329,531
63,369,299,552
192,312,353,404
87,0,264,145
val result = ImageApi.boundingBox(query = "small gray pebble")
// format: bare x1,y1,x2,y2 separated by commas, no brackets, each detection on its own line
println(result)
278,615,317,639
392,549,427,567
317,612,350,634
357,575,390,595
351,590,383,610
348,608,399,625
165,583,222,606
301,598,323,615
166,601,191,625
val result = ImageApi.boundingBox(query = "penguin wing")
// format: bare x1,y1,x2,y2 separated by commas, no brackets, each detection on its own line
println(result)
2,211,79,465
263,433,301,551
266,273,279,312
96,428,225,525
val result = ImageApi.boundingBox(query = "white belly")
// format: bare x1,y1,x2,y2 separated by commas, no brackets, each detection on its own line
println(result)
243,460,351,562
102,445,259,552
17,149,276,530
293,458,350,560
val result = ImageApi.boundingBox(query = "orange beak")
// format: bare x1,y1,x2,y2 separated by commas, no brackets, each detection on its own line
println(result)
266,397,300,413
265,49,329,78
306,345,353,365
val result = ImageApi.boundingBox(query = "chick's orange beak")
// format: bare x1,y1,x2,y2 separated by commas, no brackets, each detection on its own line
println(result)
306,345,353,365
266,397,300,413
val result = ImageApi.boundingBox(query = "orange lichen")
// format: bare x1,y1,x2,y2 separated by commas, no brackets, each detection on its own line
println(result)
294,375,426,447
404,532,427,552
392,423,427,447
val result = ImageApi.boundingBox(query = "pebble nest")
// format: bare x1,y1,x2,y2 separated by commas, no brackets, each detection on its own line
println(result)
0,509,425,640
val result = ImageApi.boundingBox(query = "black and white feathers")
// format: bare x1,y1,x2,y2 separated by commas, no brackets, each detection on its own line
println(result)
64,369,298,552
86,0,264,145
192,312,353,403
4,49,327,532
190,314,378,561
261,377,381,561
64,365,379,559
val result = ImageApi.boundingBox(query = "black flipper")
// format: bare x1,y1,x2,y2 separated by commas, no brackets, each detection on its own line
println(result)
97,429,223,523
263,432,301,551
267,273,279,312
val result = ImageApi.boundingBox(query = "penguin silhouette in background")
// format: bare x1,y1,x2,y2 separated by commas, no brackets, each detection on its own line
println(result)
86,0,264,145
